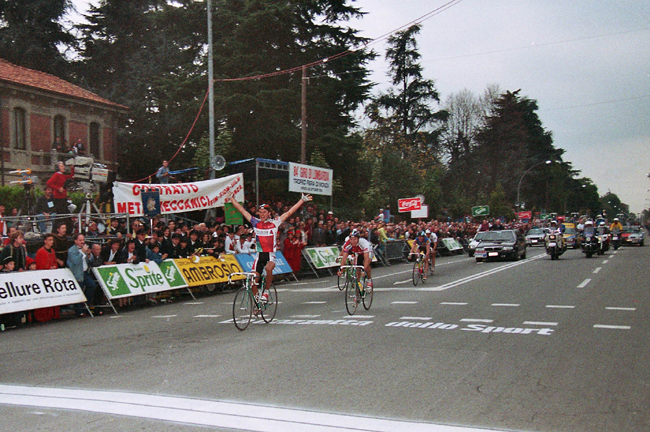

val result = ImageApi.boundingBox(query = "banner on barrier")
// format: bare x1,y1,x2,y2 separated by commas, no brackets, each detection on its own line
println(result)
0,269,86,314
168,255,245,287
235,252,293,275
303,246,341,269
93,262,182,299
112,174,244,216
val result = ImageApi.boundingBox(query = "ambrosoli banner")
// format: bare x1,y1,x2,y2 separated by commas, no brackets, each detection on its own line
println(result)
112,173,244,216
165,255,245,287
0,269,86,314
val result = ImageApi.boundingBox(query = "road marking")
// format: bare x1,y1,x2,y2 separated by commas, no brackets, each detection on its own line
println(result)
593,324,631,330
392,301,418,304
194,315,221,318
0,384,504,432
304,301,327,304
523,321,558,326
343,315,375,319
602,260,609,264
400,316,431,321
152,315,177,319
546,305,575,309
593,267,602,274
440,302,468,306
291,315,321,318
577,279,591,288
184,302,204,305
393,280,412,285
605,307,636,311
460,318,493,323
491,303,520,307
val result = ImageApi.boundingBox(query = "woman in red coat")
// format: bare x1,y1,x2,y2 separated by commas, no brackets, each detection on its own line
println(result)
34,233,60,322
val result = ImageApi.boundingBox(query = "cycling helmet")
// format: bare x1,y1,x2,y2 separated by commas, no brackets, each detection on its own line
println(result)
258,204,270,211
350,229,361,237
425,229,431,234
551,220,557,225
419,231,426,237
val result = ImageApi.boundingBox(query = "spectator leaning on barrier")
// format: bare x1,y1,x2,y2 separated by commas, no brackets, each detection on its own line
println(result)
0,230,27,271
53,222,71,267
67,234,93,317
101,239,122,264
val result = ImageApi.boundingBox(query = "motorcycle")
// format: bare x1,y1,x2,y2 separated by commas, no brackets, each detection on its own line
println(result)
597,233,610,255
581,234,599,258
610,230,620,250
545,233,566,260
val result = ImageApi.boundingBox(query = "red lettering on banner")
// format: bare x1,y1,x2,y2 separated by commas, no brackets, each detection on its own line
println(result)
117,202,127,213
398,198,422,213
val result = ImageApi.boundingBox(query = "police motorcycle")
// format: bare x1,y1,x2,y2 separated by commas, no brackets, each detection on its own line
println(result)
581,220,599,258
596,222,610,255
610,218,622,250
545,221,566,260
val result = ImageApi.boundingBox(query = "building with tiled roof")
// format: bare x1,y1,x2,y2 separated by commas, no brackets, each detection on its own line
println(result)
0,58,128,189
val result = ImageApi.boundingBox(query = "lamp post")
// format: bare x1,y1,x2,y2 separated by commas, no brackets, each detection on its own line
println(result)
516,160,551,210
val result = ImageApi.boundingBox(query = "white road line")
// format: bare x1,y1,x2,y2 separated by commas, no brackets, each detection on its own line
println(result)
491,303,520,307
546,305,575,309
184,302,204,305
593,267,602,274
523,321,558,326
303,301,327,304
605,307,636,311
194,315,221,318
400,316,432,321
343,315,375,319
0,384,502,432
593,324,631,330
392,301,418,304
152,315,177,319
577,279,591,288
460,318,493,323
440,302,468,306
393,280,413,285
290,315,321,318
602,260,609,264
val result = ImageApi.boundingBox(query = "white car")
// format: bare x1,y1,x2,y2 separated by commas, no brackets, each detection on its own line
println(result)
467,231,489,257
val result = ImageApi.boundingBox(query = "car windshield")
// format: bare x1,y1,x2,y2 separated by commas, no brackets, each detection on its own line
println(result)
526,228,545,236
474,232,488,240
563,227,577,234
482,231,516,242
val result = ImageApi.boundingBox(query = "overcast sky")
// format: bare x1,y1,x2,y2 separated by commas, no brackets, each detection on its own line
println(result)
70,0,650,214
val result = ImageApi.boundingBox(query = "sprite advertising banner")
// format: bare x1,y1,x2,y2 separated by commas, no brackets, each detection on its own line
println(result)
93,262,184,300
303,246,341,269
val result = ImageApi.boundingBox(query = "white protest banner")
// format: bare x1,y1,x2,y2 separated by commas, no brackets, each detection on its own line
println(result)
93,262,183,300
0,269,86,314
288,162,333,196
112,173,244,216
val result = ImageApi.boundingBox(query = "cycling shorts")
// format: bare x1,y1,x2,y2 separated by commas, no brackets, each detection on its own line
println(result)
254,252,276,275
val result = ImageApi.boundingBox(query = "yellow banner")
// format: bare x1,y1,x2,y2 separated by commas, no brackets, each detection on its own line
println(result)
173,255,245,287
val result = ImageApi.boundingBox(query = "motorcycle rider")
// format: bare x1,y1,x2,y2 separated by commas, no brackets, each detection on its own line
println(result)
610,217,623,233
546,220,566,254
582,220,596,238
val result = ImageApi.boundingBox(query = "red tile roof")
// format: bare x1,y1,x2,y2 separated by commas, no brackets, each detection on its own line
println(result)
0,58,128,111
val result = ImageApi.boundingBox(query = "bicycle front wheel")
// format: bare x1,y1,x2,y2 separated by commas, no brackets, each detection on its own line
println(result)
362,277,373,310
345,277,360,315
260,285,278,323
337,272,346,291
412,261,420,286
232,287,254,331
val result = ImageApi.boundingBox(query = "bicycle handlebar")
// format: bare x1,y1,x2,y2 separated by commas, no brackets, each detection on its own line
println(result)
228,272,257,283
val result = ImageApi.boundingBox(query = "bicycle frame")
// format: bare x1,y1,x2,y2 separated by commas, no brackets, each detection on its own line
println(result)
228,271,277,331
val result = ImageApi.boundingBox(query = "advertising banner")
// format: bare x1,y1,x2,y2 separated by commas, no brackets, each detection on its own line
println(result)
235,252,293,275
411,204,429,219
518,211,532,220
93,262,180,300
472,205,490,217
112,174,244,216
303,246,341,269
0,269,86,315
398,197,422,213
288,162,333,196
168,255,245,287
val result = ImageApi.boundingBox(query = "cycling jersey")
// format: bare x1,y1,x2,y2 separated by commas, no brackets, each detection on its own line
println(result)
414,236,430,247
342,237,372,255
251,217,281,252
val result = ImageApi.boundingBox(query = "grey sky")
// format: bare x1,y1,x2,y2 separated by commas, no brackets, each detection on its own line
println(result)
70,0,650,214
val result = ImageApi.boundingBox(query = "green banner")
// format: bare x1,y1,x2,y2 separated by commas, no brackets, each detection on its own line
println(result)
224,202,244,226
158,260,189,288
472,205,490,217
93,262,183,300
303,246,341,269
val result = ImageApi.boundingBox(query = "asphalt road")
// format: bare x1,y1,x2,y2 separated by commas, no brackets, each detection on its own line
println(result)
1,242,649,432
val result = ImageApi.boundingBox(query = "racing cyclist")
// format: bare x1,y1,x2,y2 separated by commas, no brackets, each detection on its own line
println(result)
410,231,431,280
425,228,437,274
338,229,373,294
226,193,312,302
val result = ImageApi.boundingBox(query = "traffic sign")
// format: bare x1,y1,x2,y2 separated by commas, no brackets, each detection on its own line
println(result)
471,205,490,217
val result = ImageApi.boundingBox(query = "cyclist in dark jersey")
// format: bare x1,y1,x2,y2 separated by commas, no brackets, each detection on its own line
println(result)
410,231,431,280
226,193,312,301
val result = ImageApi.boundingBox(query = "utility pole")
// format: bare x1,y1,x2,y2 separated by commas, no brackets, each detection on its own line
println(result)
300,65,308,164
207,0,215,179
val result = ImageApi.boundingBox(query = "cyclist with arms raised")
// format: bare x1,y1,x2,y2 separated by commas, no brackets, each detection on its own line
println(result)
338,229,373,294
410,231,431,280
226,193,312,302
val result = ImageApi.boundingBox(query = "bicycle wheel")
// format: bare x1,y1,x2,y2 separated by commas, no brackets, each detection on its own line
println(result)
412,261,420,286
232,287,254,331
260,285,278,323
362,276,373,310
345,276,360,315
337,272,346,291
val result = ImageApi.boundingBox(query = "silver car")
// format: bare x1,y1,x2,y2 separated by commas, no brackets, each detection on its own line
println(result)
525,228,548,247
467,231,489,257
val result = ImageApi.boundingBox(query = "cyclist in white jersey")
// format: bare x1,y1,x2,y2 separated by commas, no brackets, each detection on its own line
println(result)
226,193,312,301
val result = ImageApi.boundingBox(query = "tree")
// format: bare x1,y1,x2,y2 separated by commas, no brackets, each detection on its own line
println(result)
0,0,75,78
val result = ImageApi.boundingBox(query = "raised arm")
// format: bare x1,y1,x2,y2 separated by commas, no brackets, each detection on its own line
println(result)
279,194,312,223
225,195,252,222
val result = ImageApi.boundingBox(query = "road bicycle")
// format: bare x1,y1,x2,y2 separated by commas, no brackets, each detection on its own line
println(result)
228,271,277,331
410,252,429,286
337,255,354,291
339,260,373,315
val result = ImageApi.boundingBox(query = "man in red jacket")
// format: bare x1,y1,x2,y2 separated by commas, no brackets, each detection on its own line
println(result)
46,161,74,215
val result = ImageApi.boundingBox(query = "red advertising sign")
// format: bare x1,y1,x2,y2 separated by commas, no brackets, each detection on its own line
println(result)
398,197,422,213
518,211,532,220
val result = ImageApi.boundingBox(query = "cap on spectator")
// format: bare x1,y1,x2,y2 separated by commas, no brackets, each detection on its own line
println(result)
3,256,15,265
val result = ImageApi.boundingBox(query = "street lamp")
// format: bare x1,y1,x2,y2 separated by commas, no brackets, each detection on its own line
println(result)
516,160,552,210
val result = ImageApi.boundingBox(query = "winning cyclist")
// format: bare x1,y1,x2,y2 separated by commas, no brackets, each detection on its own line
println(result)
338,229,373,294
226,193,312,301
410,231,431,280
